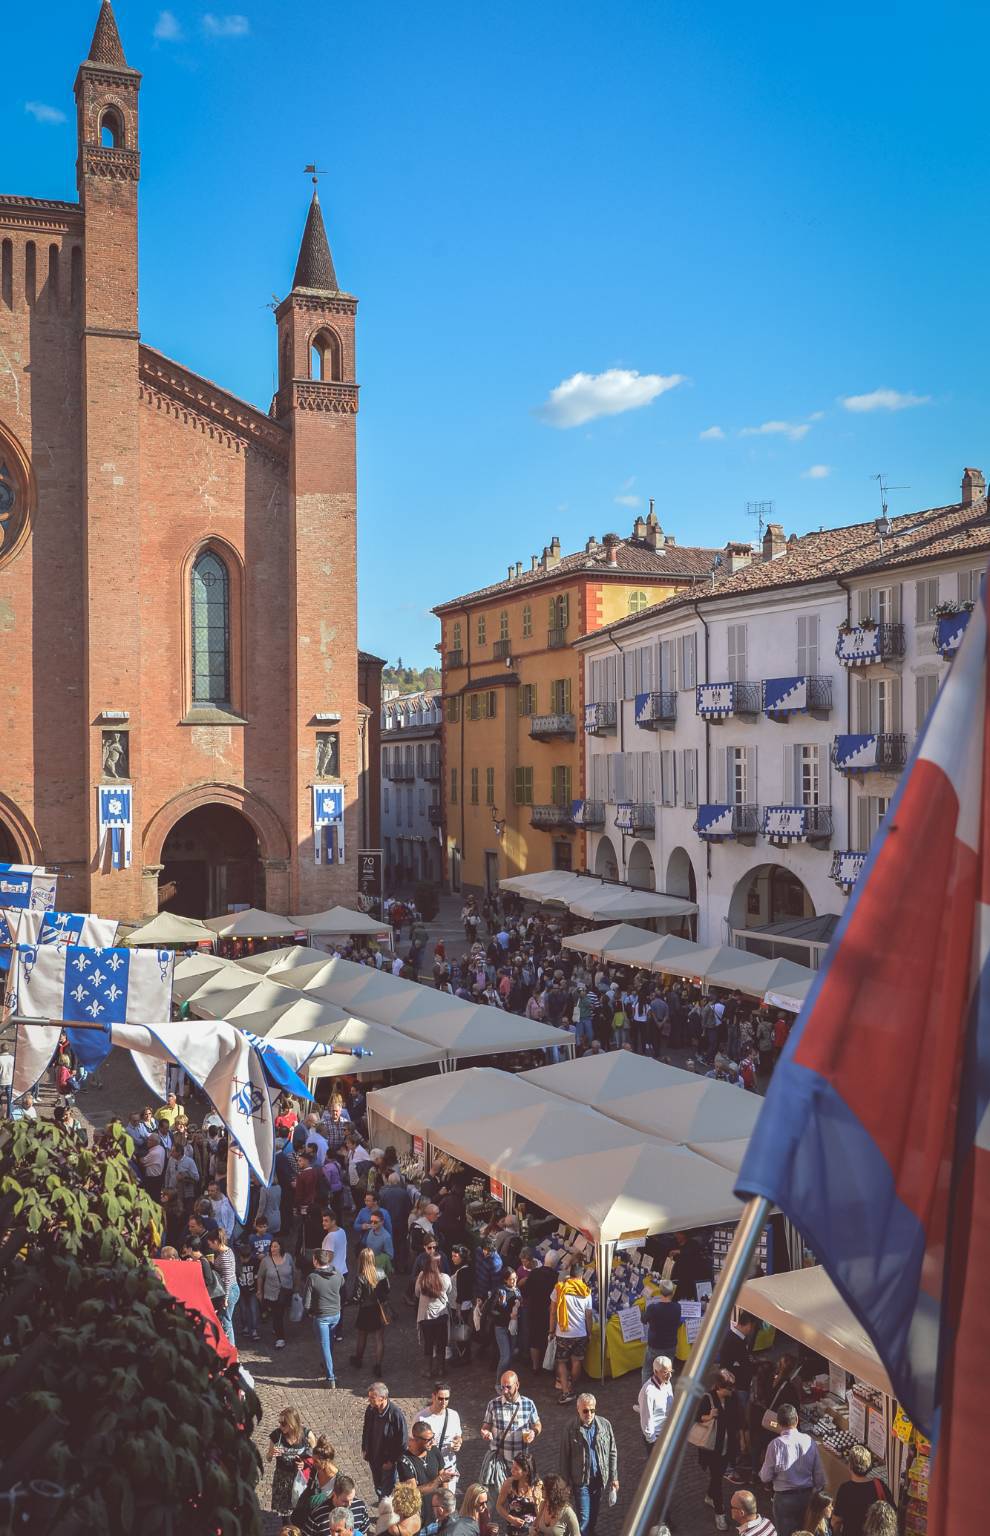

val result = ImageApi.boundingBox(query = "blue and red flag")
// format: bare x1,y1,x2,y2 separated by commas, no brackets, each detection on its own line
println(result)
736,576,989,1532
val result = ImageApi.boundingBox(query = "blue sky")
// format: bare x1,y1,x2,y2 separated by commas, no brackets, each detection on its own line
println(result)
8,1,989,664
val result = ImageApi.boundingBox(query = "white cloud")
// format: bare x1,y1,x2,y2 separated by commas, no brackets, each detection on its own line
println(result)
802,464,831,479
699,425,725,441
840,387,931,413
536,368,685,429
25,101,66,125
154,10,184,39
202,12,250,36
740,419,811,442
614,494,642,508
807,410,825,422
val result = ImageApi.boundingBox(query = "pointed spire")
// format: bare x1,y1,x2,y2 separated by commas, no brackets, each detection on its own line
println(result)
87,0,128,67
292,189,338,293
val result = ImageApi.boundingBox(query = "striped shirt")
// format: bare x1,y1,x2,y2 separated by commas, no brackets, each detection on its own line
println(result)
737,1518,777,1536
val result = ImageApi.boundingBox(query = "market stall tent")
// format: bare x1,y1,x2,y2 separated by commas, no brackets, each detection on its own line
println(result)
236,945,323,975
368,1066,547,1149
203,908,301,939
566,886,697,922
125,912,216,947
289,906,390,937
523,1057,763,1145
170,954,241,1003
700,952,817,1002
738,1266,894,1396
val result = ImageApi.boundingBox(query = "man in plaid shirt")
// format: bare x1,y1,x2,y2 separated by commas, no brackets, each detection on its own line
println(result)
480,1371,542,1469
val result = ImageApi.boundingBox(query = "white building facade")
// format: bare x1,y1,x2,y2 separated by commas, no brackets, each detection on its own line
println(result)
576,478,987,965
380,690,443,888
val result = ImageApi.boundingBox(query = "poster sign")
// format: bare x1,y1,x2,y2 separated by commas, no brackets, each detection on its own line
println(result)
358,849,383,913
847,1391,866,1443
829,1362,847,1400
866,1407,888,1465
412,1135,424,1160
490,1178,504,1200
679,1300,704,1344
617,1306,645,1344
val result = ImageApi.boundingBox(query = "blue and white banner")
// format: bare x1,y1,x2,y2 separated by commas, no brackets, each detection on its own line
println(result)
10,943,174,1090
1,909,119,950
695,803,735,838
832,850,867,890
935,611,970,658
313,783,345,866
836,626,882,665
833,733,880,772
696,682,734,718
763,805,808,841
570,799,588,826
0,866,58,946
98,785,132,872
614,803,635,832
763,676,807,715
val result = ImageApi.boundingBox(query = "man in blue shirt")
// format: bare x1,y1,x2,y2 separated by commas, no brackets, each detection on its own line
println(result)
642,1279,681,1382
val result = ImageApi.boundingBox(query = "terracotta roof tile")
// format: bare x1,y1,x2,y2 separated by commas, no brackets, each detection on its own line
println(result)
586,496,990,639
433,536,719,613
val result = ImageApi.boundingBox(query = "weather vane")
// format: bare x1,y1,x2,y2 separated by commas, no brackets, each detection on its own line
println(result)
304,164,328,188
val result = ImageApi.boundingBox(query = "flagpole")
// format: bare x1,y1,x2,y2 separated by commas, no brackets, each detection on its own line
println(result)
621,1196,770,1536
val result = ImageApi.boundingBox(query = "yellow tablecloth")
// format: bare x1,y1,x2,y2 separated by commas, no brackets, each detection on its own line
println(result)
583,1313,646,1380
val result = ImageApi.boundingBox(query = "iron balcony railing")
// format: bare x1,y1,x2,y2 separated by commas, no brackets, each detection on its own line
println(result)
530,803,576,829
835,621,905,667
584,701,617,734
572,799,605,828
695,681,762,719
693,803,760,840
831,732,907,774
762,675,833,717
547,626,568,649
530,712,576,740
614,802,656,833
762,804,834,842
635,691,677,729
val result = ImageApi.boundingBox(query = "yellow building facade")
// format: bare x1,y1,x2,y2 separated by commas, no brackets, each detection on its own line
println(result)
434,518,717,893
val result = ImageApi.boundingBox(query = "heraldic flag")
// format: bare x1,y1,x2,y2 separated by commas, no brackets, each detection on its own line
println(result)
11,944,174,1087
736,579,990,1530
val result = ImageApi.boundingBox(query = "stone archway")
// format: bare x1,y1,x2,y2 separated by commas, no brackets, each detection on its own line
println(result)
594,835,619,881
142,784,291,917
627,839,656,890
0,794,42,865
666,846,697,904
728,862,815,932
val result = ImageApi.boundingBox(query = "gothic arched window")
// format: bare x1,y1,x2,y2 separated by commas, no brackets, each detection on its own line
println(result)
191,550,230,705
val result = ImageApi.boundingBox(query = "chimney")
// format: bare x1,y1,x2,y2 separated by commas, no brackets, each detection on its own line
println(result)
762,522,786,561
531,554,539,571
962,467,985,505
603,532,621,566
515,561,522,577
585,536,597,553
546,536,561,569
507,564,514,580
723,540,753,574
633,515,649,541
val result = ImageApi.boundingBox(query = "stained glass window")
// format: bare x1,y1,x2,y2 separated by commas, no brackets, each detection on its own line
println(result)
191,551,230,705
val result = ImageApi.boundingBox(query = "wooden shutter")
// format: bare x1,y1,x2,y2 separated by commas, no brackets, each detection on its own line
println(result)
745,746,758,805
856,795,870,851
889,677,903,731
679,633,697,691
715,747,727,803
889,583,902,622
857,589,870,623
854,675,870,733
797,615,810,674
782,744,796,804
562,677,572,713
559,593,570,629
915,673,936,729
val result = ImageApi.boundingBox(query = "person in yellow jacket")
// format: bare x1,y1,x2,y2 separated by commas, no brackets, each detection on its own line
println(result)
549,1257,594,1404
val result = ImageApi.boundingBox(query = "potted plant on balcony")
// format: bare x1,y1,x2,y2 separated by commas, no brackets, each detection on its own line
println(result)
837,618,853,635
860,615,877,631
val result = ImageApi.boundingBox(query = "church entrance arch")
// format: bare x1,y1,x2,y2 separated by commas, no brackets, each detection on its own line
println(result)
143,785,290,918
0,821,20,862
0,794,41,864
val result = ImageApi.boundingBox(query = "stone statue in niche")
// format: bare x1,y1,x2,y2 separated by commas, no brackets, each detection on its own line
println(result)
315,731,339,779
102,730,129,780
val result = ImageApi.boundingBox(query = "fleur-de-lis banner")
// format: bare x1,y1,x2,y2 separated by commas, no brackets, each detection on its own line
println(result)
313,783,345,866
98,784,132,872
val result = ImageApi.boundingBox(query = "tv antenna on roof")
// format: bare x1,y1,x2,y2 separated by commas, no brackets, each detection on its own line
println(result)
746,500,774,542
872,473,909,535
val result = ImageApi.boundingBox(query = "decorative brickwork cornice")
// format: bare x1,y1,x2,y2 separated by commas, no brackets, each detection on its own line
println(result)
81,145,141,181
293,381,360,414
0,196,83,235
139,347,290,462
274,292,358,320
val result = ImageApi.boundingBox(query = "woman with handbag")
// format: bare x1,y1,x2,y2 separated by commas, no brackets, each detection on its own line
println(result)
350,1245,391,1372
494,1453,542,1535
415,1255,453,1377
257,1238,297,1350
689,1369,742,1531
450,1245,475,1366
266,1407,317,1517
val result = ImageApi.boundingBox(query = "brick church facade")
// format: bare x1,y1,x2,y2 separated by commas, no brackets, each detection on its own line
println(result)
0,2,363,922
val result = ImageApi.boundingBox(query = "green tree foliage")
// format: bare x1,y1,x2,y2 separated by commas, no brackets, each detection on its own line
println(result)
382,664,440,694
0,1121,263,1534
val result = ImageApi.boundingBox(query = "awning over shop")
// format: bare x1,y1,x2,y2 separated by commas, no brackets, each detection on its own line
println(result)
499,871,696,921
368,1066,546,1145
738,1267,893,1396
700,953,818,1002
170,954,241,1003
203,908,301,939
523,1054,763,1144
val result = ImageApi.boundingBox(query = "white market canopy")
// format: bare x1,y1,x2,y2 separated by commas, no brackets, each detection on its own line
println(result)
236,945,327,975
559,926,816,1006
738,1266,894,1397
289,906,390,937
500,871,696,921
367,1065,743,1245
125,912,216,947
203,907,301,939
170,953,241,1003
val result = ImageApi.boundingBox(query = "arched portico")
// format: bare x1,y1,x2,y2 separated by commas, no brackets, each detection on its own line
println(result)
142,783,291,917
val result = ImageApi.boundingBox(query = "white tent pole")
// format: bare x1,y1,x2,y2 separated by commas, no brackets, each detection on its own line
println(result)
596,1240,615,1383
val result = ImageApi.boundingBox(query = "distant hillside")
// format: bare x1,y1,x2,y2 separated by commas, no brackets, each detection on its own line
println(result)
382,664,441,694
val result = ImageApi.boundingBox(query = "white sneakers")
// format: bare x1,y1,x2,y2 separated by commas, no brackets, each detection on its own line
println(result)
275,1338,286,1349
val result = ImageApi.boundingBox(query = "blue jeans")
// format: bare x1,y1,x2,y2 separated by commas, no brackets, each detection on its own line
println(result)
574,1016,594,1046
236,1287,260,1336
220,1281,240,1345
574,1480,603,1536
314,1313,341,1381
494,1325,514,1385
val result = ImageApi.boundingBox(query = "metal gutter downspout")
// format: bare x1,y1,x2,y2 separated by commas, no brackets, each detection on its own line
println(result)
607,630,627,880
693,601,711,938
836,578,853,869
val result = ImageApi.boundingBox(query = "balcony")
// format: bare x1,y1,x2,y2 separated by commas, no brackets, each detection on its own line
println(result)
614,802,655,833
695,681,761,721
571,799,605,828
584,701,617,735
428,805,444,826
694,803,760,841
835,622,905,667
530,712,576,741
830,849,867,890
762,675,832,719
762,804,833,844
634,691,677,730
493,638,513,661
934,608,972,659
831,733,907,774
446,649,464,669
548,626,568,649
423,760,442,782
530,803,576,830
